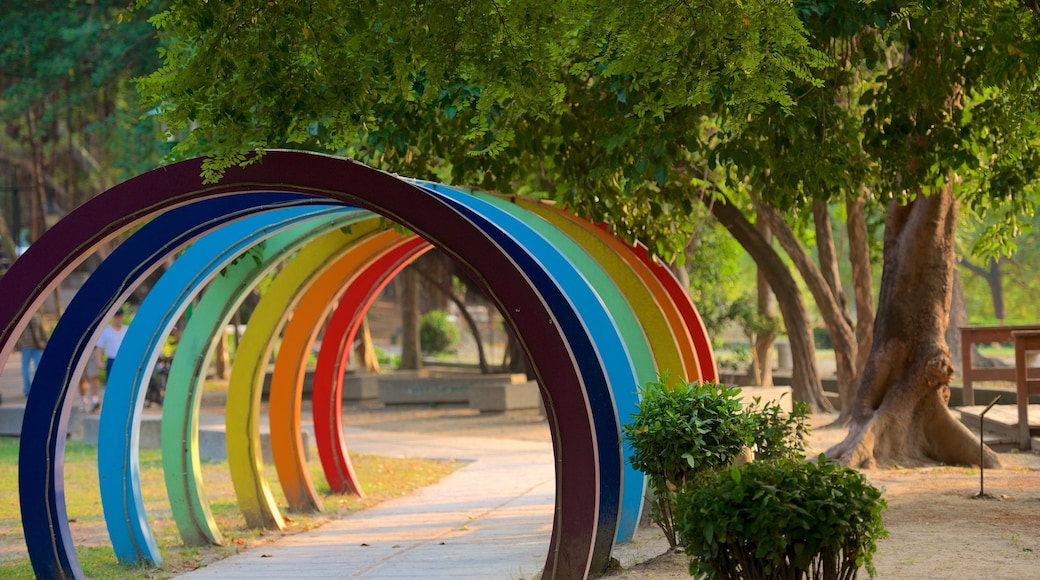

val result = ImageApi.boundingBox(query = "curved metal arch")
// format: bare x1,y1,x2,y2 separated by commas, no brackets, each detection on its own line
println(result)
103,206,364,557
161,210,377,546
0,151,709,579
310,240,432,496
274,236,431,501
14,192,326,576
226,222,395,528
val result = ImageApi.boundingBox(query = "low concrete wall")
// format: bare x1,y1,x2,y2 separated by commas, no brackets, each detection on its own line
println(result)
342,374,379,402
469,380,543,413
1,404,82,438
735,386,793,413
81,415,309,463
377,372,528,405
196,425,310,464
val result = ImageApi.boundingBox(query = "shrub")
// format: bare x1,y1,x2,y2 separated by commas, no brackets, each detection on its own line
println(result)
419,310,459,354
622,377,750,547
677,457,887,580
745,396,811,463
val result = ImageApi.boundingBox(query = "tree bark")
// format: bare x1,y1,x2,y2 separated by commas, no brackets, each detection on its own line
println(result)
399,267,423,370
754,199,856,415
353,316,381,374
846,190,875,385
827,186,1000,468
705,193,832,412
413,264,492,373
751,218,776,387
959,257,1005,323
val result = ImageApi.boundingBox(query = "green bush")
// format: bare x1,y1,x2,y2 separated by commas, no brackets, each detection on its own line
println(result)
622,377,750,547
419,310,459,354
374,345,400,368
677,457,887,580
745,396,810,464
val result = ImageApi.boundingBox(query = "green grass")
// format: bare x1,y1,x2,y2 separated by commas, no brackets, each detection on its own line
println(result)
0,437,460,578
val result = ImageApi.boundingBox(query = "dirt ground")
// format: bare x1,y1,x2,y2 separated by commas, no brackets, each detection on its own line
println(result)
346,404,1040,579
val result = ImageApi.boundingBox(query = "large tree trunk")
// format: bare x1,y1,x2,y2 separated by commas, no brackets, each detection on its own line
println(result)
354,316,381,374
827,186,1000,468
706,193,832,412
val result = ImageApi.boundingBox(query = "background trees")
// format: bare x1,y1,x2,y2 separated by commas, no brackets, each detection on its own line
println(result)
0,1,164,262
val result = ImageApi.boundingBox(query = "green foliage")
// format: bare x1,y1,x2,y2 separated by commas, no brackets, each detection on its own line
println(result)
374,345,400,368
419,309,460,355
0,1,165,184
745,398,810,464
625,378,750,491
714,343,753,373
677,457,887,580
623,376,814,549
135,0,831,260
623,377,750,547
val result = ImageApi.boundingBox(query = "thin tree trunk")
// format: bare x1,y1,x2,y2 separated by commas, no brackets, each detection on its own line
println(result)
399,267,422,370
0,210,19,270
960,257,1005,323
752,217,775,387
705,193,832,412
213,329,230,380
827,185,999,468
25,109,48,243
413,265,491,373
753,199,858,415
353,316,381,374
846,190,875,383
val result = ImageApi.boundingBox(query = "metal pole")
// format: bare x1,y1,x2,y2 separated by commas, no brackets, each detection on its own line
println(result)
975,395,1001,499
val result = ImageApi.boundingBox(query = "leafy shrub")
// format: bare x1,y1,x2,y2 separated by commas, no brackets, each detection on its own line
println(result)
419,310,459,354
745,396,810,463
677,457,887,580
622,377,750,547
715,343,753,372
374,346,400,368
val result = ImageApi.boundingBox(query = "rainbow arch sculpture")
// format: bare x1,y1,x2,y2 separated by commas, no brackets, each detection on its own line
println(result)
0,151,716,579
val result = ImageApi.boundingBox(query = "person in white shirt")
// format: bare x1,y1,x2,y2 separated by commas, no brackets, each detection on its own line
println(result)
95,310,128,411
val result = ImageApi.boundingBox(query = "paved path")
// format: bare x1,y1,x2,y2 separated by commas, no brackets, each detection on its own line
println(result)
176,427,556,579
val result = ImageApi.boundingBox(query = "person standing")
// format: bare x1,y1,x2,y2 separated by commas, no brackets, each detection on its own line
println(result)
96,310,128,409
79,346,103,413
16,312,48,396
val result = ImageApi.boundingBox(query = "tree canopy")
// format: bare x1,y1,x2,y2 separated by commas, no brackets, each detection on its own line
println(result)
137,0,831,257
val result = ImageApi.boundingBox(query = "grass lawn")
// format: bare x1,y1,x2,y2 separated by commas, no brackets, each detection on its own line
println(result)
0,437,460,578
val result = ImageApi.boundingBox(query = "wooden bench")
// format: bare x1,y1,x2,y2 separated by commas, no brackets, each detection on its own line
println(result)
960,324,1040,406
1014,330,1040,449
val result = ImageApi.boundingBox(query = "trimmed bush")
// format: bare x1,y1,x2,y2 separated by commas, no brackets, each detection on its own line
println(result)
677,457,887,580
623,377,750,547
745,396,810,464
419,310,459,354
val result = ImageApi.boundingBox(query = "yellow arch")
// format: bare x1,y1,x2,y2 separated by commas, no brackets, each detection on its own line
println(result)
225,219,388,528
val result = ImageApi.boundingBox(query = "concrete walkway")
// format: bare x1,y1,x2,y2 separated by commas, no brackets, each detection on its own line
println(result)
176,428,556,579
